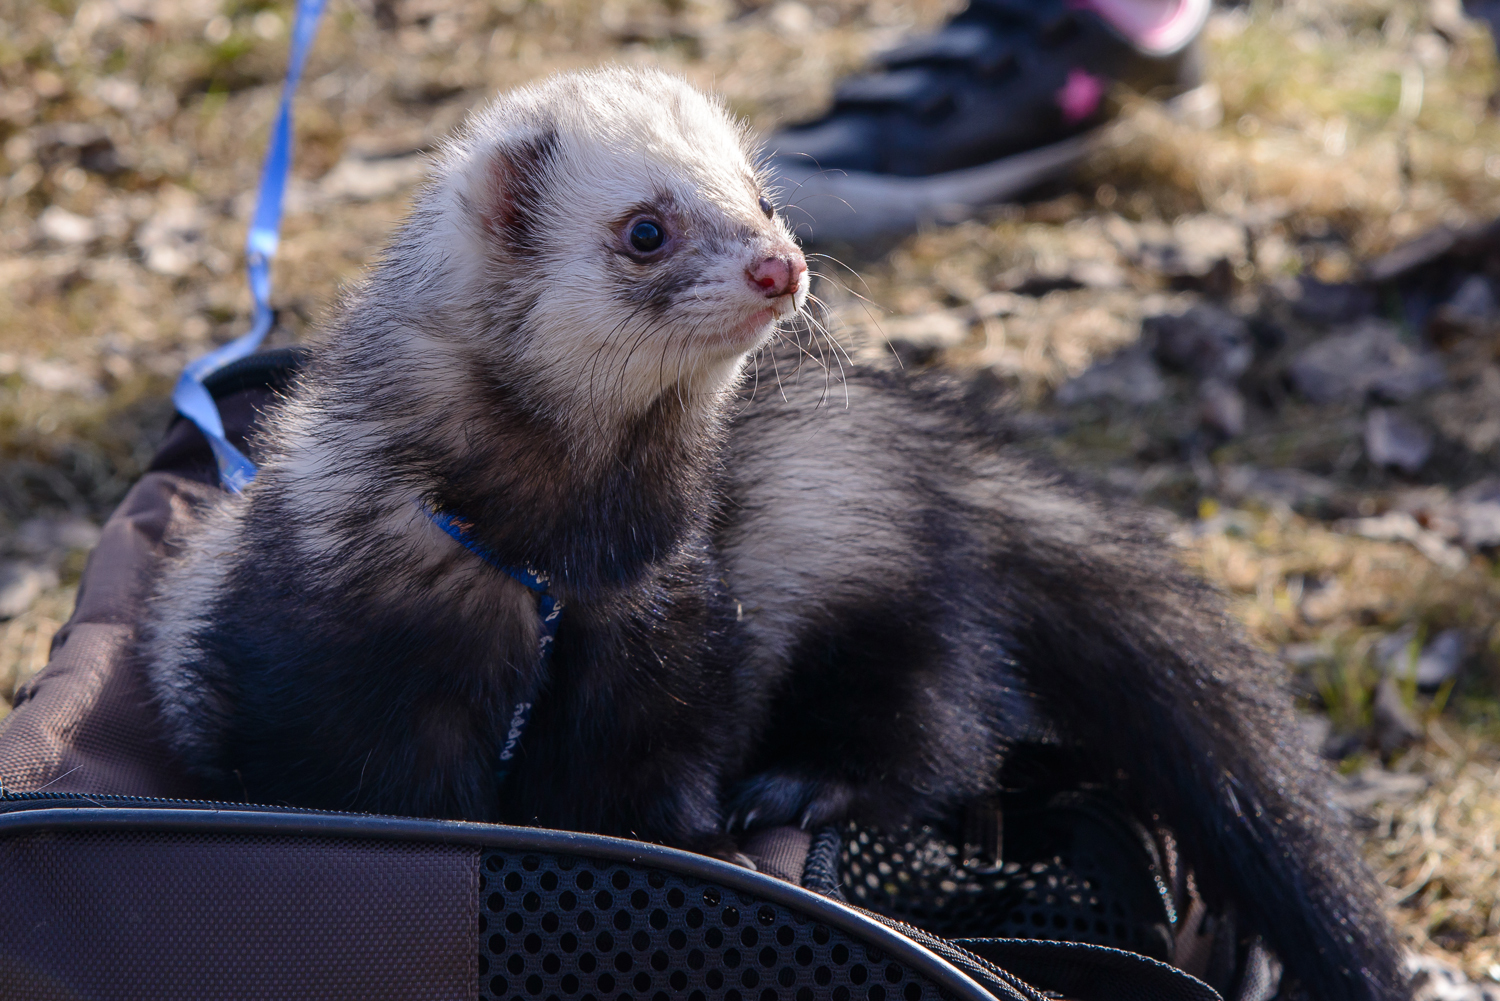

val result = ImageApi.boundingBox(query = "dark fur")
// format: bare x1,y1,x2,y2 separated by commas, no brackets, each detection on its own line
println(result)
150,338,1406,1000
142,76,1408,1001
722,365,1407,1000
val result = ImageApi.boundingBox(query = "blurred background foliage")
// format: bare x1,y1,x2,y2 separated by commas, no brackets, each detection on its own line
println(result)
5,0,1500,981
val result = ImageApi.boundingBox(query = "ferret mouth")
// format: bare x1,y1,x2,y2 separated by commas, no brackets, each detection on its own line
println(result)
712,306,780,348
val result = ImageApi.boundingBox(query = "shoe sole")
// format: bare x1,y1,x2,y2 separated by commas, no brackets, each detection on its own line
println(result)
769,130,1096,245
768,80,1222,245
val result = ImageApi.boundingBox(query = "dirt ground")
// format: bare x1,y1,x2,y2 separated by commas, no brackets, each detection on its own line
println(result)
5,0,1500,985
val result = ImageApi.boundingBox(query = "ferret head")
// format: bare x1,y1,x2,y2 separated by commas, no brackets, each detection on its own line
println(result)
420,67,806,438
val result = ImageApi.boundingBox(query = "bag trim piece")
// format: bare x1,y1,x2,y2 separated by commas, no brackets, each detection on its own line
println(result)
957,937,1222,1001
198,344,307,401
0,802,999,1001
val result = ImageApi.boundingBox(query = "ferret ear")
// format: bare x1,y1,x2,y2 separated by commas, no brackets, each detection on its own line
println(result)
473,130,558,256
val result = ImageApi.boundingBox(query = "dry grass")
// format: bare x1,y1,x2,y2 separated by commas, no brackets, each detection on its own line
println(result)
0,586,76,720
1182,509,1500,976
1182,508,1500,732
6,0,1500,980
1365,731,1500,977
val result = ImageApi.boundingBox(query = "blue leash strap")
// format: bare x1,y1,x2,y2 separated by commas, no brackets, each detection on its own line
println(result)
423,505,565,784
172,0,327,492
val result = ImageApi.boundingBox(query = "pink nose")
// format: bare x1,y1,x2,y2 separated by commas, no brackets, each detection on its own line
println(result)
746,254,806,298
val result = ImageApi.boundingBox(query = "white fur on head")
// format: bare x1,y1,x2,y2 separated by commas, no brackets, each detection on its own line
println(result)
424,67,807,443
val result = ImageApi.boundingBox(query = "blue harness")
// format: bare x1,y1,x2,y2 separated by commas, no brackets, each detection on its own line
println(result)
170,0,553,789
422,506,563,783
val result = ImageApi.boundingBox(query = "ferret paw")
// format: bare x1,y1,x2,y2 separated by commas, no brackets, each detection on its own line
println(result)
726,772,853,832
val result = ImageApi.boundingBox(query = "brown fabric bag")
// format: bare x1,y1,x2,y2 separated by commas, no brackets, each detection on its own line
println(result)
0,385,270,799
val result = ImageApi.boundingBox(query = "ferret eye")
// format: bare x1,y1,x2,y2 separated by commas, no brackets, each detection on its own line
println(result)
758,196,774,219
629,219,666,253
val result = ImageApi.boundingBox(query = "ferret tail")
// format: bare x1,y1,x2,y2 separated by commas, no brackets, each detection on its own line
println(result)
1000,538,1409,1001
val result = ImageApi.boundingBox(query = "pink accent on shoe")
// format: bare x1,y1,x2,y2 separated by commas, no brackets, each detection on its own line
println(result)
1071,0,1209,56
1056,68,1106,124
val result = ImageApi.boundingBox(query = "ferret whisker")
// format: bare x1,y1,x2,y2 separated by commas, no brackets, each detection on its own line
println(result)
782,328,832,379
800,306,849,411
800,325,834,390
738,346,763,412
607,311,669,408
805,265,889,359
581,303,653,444
767,338,790,402
816,333,835,410
669,321,703,411
655,318,693,412
786,187,856,216
780,318,838,379
801,294,856,373
761,159,854,191
805,253,876,301
754,154,834,202
787,321,808,384
577,309,638,434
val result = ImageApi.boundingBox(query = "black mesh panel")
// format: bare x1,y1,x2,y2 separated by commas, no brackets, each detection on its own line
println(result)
839,816,1174,960
478,849,952,1001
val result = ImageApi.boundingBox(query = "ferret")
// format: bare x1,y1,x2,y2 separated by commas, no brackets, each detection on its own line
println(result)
142,67,1406,1001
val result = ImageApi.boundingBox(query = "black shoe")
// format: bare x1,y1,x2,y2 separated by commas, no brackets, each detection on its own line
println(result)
767,0,1209,242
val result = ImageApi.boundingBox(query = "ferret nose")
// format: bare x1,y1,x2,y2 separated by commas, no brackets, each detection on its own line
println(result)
746,254,806,298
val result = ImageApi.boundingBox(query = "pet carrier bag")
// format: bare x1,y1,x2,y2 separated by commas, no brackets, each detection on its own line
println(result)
0,348,1241,1001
